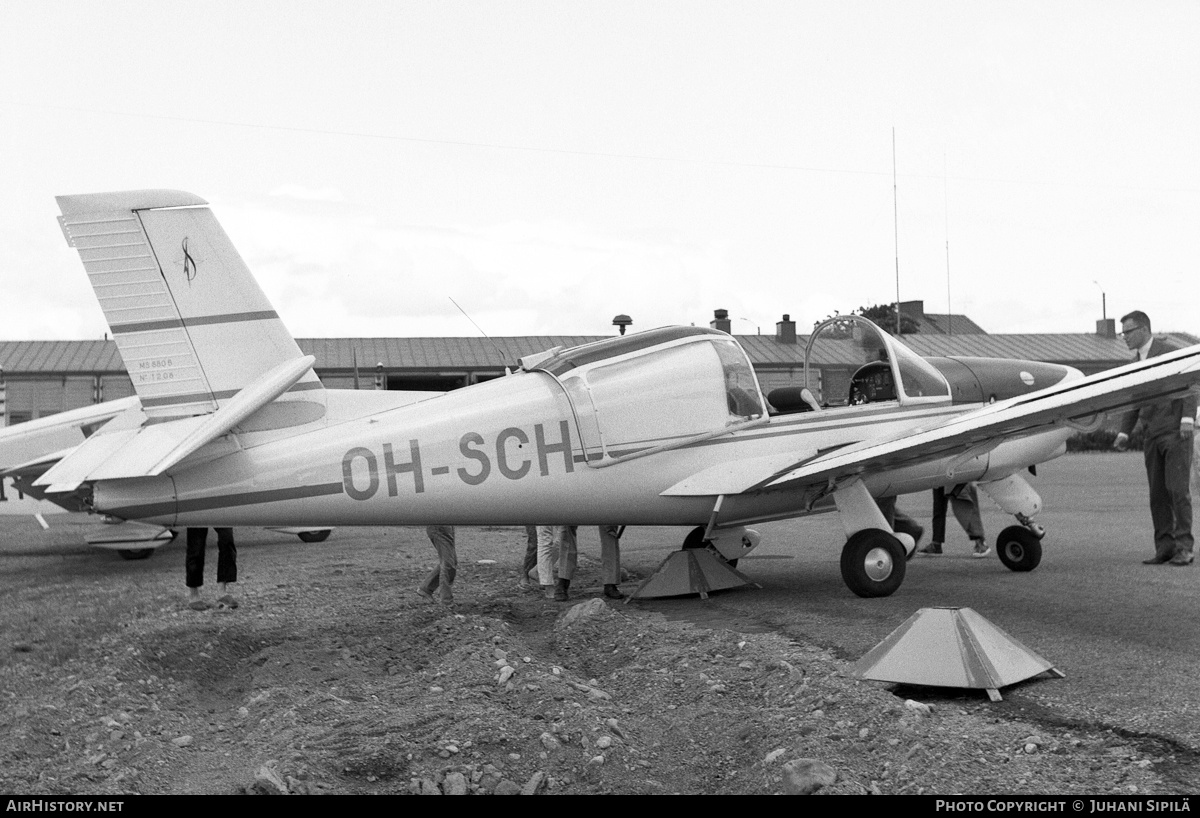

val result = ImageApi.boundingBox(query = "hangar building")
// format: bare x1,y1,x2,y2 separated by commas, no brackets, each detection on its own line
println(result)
1,301,1195,425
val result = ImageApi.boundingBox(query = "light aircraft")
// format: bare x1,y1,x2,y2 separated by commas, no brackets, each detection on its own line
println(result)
7,189,1200,597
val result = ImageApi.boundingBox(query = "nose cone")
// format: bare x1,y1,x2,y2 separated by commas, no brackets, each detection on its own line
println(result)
929,357,1082,404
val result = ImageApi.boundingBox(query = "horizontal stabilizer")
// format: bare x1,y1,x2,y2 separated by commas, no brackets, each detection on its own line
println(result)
33,355,316,486
138,354,315,475
36,429,145,491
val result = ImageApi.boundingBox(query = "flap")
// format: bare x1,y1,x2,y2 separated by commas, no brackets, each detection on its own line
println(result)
661,449,817,496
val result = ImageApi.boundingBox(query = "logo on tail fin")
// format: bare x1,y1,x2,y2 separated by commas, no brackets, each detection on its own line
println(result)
180,237,197,284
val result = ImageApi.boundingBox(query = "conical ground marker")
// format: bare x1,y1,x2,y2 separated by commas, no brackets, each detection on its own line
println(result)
631,549,759,600
849,606,1064,701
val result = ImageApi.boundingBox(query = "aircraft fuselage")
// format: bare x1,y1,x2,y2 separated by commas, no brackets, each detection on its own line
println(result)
91,368,1071,530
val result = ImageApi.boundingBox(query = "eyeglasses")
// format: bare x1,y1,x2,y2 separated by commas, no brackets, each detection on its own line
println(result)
1119,326,1147,338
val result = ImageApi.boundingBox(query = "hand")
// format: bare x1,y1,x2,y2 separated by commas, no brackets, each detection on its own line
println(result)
1113,432,1129,451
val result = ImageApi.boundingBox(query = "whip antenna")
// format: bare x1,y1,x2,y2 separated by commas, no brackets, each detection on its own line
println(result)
449,297,511,372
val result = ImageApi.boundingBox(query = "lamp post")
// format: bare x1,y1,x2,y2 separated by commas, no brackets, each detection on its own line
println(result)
1092,280,1106,321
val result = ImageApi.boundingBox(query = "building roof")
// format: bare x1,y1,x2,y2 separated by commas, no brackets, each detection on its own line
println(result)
918,313,989,336
298,336,598,371
892,300,988,336
0,340,127,375
902,333,1132,364
3,331,1197,376
730,331,1197,369
904,331,1200,365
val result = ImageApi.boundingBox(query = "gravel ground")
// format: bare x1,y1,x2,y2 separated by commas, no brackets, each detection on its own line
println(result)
0,520,1191,795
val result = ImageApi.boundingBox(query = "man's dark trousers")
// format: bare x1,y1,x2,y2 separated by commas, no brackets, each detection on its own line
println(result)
1145,433,1194,561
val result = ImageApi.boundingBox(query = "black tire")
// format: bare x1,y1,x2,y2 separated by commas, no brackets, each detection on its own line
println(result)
840,529,906,598
681,525,737,568
298,529,332,543
117,548,154,560
996,525,1042,572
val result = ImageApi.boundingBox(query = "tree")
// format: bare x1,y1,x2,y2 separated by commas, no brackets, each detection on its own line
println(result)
855,303,919,335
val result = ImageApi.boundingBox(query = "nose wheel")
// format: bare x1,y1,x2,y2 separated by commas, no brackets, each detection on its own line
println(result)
840,529,906,598
996,525,1043,572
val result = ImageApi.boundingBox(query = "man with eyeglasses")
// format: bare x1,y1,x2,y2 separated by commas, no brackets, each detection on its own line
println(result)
1113,310,1197,566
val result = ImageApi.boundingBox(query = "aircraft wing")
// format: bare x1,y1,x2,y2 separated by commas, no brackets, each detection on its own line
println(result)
663,344,1200,497
0,397,141,471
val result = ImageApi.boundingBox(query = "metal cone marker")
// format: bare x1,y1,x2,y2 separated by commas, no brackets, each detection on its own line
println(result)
849,606,1064,701
630,548,759,600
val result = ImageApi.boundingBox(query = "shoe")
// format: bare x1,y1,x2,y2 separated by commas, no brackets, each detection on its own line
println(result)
971,540,991,559
416,587,435,600
217,594,239,609
518,575,535,590
438,594,455,605
541,584,555,599
553,578,570,602
188,599,211,611
603,584,626,600
1143,556,1171,565
1169,554,1194,566
917,542,943,556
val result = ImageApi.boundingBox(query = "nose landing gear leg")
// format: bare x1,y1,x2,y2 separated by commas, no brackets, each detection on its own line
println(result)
1014,512,1045,540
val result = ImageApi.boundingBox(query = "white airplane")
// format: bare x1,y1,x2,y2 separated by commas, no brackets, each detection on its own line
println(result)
7,189,1200,596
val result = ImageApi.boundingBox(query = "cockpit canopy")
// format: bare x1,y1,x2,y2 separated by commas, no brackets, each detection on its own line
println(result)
525,326,766,466
804,315,951,407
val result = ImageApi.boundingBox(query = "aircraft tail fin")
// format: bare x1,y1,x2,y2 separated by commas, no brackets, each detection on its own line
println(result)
56,190,323,420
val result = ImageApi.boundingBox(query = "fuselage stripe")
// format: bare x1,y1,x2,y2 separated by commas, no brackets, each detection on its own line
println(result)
103,481,345,520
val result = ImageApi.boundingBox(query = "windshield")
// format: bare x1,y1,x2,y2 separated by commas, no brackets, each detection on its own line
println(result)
804,315,950,407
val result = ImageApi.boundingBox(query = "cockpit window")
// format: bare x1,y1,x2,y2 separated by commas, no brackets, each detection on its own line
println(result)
894,347,952,400
805,315,950,407
531,328,766,466
712,337,765,420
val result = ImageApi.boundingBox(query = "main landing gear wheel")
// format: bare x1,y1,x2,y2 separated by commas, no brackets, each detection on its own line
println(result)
840,529,906,598
297,530,332,543
117,549,154,560
996,525,1042,572
682,525,738,568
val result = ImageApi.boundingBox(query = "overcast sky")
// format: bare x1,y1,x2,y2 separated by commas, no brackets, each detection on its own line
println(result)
2,0,1197,343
